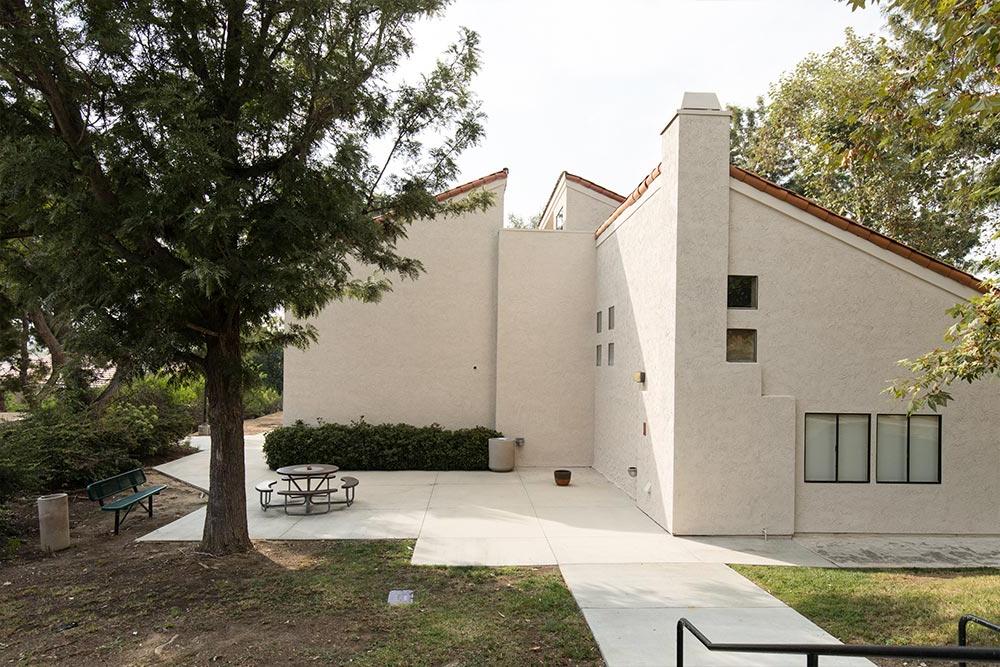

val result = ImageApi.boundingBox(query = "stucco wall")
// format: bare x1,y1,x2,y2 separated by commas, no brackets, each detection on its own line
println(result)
729,184,1000,534
282,181,505,429
594,180,676,528
495,229,596,466
565,183,619,233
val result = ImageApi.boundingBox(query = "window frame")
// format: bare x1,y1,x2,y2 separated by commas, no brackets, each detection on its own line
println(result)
726,328,757,363
607,342,615,366
727,275,758,310
804,412,872,484
608,306,615,330
875,414,942,485
596,311,602,333
555,207,565,230
595,344,602,367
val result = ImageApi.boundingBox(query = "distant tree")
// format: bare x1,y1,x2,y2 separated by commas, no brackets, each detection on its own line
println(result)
840,0,1000,411
506,213,541,229
0,0,487,554
729,29,995,267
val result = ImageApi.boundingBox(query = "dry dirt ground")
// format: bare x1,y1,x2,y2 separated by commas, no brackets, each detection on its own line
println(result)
242,411,283,435
0,472,600,666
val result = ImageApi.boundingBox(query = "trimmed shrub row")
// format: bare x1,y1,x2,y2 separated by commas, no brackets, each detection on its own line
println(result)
263,420,502,471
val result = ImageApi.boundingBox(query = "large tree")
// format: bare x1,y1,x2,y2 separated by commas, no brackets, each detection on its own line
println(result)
730,29,996,267
0,0,487,554
840,0,1000,411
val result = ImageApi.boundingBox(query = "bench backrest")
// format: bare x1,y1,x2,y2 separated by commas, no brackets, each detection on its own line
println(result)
87,468,147,501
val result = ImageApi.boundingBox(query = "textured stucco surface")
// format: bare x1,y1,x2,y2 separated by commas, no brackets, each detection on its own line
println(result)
540,176,619,233
283,181,505,429
495,230,596,466
729,186,1000,534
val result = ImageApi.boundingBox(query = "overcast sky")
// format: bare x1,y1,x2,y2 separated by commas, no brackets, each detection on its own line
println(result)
401,0,887,220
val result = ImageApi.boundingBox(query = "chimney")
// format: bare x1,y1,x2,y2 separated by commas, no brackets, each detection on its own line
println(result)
661,92,732,367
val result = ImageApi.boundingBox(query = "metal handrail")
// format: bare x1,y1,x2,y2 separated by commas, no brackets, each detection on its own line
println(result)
960,614,1000,667
677,617,1000,666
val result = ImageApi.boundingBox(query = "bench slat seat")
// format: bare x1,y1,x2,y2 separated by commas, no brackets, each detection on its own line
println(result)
101,485,166,511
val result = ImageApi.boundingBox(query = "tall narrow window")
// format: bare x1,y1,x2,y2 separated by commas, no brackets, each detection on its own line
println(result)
595,344,602,367
607,342,615,366
877,414,941,483
608,306,615,330
726,329,756,362
727,275,757,309
555,208,565,230
596,311,602,333
805,413,871,483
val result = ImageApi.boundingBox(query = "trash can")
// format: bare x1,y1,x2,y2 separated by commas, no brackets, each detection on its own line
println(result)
37,493,71,552
488,437,516,472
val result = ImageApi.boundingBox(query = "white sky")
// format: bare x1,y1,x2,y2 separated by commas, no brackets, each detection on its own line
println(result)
405,0,887,220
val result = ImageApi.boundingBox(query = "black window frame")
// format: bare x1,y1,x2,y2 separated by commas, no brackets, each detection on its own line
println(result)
804,412,871,484
726,328,757,363
727,275,758,309
875,413,942,484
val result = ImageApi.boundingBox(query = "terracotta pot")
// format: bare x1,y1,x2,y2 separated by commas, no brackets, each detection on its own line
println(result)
554,469,572,486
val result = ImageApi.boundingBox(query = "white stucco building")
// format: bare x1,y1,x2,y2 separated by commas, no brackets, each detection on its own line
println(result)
285,92,999,536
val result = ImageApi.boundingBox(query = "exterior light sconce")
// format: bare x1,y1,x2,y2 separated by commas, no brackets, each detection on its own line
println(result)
633,371,646,384
514,437,525,447
627,466,637,478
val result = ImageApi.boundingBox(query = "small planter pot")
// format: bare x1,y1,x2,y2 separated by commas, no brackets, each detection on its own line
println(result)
554,469,572,487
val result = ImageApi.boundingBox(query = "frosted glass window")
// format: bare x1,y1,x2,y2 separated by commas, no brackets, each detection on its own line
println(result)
805,413,870,483
596,345,602,367
726,329,756,362
838,415,870,482
876,414,941,483
805,414,837,482
608,306,615,330
909,415,941,483
608,342,615,366
876,415,907,482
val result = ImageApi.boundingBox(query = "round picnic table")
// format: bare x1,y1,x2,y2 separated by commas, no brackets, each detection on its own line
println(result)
275,463,340,515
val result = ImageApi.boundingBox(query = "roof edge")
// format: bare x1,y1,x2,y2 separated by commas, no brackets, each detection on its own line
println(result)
594,163,662,239
730,165,985,294
539,171,626,228
435,168,508,202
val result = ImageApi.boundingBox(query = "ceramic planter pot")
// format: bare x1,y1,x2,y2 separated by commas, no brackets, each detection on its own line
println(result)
554,469,572,486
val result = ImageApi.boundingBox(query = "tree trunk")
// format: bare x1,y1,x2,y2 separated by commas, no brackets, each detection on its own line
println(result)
89,360,130,415
200,316,252,555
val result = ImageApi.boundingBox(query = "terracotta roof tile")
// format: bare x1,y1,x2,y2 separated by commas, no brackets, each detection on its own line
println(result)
594,162,984,293
435,168,508,202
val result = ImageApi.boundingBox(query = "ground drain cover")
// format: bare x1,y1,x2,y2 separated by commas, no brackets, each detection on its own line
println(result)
387,589,414,606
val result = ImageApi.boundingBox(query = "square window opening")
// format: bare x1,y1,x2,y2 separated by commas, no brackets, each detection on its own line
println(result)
728,275,758,309
805,413,871,483
876,414,941,483
726,329,756,363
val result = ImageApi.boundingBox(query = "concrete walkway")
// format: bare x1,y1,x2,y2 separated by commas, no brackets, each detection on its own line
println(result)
145,444,1000,666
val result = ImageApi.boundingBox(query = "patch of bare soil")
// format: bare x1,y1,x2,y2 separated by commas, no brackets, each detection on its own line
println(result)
243,411,283,435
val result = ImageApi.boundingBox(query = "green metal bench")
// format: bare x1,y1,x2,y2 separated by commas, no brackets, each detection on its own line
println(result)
86,468,166,535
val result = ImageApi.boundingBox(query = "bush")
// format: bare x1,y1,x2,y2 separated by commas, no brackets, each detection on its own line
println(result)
117,374,204,436
0,402,184,495
243,385,282,419
263,420,502,471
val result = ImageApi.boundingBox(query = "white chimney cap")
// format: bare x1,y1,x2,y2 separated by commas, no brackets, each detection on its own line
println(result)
680,92,721,111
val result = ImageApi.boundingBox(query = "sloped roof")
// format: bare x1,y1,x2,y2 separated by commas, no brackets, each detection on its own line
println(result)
594,163,984,293
436,168,508,202
539,171,626,227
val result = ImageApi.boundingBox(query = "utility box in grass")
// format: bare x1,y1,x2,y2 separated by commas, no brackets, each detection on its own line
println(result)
488,437,515,472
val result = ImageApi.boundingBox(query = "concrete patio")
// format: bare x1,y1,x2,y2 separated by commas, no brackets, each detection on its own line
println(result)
142,442,1000,667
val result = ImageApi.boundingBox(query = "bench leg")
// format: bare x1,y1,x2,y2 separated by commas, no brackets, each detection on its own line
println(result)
147,494,154,517
114,509,121,535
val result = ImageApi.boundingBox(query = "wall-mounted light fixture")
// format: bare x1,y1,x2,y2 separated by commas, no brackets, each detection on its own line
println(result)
514,437,525,447
627,466,637,478
633,371,646,384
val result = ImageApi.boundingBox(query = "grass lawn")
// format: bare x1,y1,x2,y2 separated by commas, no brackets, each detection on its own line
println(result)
734,565,1000,652
0,475,600,666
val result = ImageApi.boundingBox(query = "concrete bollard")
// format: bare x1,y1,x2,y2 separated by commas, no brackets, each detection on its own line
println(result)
488,437,515,472
37,493,71,552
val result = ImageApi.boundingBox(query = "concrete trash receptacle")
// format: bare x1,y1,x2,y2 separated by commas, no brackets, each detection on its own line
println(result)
37,493,71,552
488,437,515,472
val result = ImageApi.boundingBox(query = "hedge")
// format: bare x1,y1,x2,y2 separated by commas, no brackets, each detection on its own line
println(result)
263,420,502,471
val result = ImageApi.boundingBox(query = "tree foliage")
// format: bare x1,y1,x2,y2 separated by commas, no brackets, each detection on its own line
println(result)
840,0,1000,411
730,29,996,267
0,0,488,553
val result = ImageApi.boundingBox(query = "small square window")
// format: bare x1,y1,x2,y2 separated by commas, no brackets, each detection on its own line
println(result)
728,275,757,309
596,311,602,333
608,306,615,330
596,344,602,366
608,342,615,366
726,329,756,362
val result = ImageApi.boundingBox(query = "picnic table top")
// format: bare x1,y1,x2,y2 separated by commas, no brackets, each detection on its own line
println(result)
276,463,339,477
